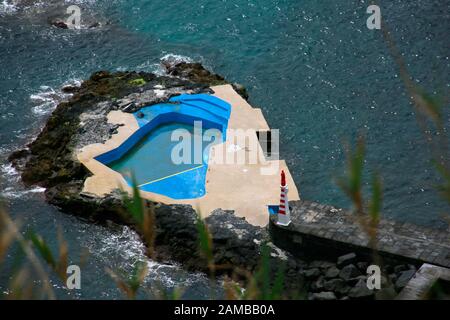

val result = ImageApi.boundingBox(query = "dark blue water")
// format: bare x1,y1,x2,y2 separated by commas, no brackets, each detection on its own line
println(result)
0,0,448,299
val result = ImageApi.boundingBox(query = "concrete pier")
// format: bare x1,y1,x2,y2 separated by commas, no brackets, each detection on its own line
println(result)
270,200,450,268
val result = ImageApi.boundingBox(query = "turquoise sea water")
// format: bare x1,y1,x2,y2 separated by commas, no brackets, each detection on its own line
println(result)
0,0,448,299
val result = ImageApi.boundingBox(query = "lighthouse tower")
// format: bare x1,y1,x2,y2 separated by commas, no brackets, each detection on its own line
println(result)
277,170,291,226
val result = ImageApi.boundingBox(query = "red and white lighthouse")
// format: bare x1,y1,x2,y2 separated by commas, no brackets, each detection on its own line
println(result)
277,170,291,226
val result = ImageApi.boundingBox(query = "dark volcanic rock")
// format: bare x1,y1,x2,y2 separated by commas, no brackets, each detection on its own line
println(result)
324,266,340,279
347,275,367,286
339,264,362,281
311,292,337,300
310,276,325,292
324,279,349,296
337,253,357,267
394,264,408,273
356,261,369,272
164,61,226,86
154,205,304,292
309,260,335,270
162,61,249,100
348,279,374,299
50,19,69,29
205,209,265,270
395,269,416,291
303,268,321,279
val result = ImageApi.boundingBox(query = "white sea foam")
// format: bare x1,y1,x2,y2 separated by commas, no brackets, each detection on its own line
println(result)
0,162,47,199
86,224,209,290
63,78,82,88
0,186,46,199
157,53,196,77
0,0,17,14
1,163,18,179
30,79,81,116
117,54,195,76
30,86,60,115
154,89,166,98
160,53,193,65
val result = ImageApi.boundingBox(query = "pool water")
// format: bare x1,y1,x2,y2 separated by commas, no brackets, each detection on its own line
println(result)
109,122,221,199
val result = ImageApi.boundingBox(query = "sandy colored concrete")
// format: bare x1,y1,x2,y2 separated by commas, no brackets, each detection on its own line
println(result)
77,85,300,226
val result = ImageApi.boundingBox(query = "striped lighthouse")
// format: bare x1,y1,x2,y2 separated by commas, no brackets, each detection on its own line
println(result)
277,170,291,226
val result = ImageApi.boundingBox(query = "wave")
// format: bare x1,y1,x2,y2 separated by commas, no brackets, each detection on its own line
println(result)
0,186,46,199
30,79,81,116
0,1,17,15
160,53,194,65
116,54,195,76
86,224,209,291
0,163,46,199
155,53,195,76
1,163,18,179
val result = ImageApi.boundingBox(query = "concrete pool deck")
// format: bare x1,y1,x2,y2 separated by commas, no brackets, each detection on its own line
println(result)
77,84,300,226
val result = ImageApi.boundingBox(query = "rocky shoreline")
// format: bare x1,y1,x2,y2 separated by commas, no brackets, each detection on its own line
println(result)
8,60,415,299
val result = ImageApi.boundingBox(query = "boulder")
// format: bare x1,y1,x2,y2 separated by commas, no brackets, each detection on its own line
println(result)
324,266,340,279
347,275,367,286
376,286,397,299
311,292,337,300
383,264,394,274
407,264,417,273
388,273,397,283
394,264,408,273
61,85,80,93
395,269,416,291
303,268,321,279
339,264,362,281
324,278,349,295
309,260,335,270
310,276,325,292
348,279,374,299
356,261,369,272
337,253,357,267
50,19,69,29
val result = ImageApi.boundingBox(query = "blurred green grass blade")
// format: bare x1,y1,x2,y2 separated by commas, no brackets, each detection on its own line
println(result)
196,215,213,265
369,173,383,223
28,232,56,269
433,161,450,203
123,173,144,225
270,263,285,300
349,137,365,195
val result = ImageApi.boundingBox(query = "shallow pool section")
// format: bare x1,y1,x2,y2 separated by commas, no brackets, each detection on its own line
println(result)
95,94,231,199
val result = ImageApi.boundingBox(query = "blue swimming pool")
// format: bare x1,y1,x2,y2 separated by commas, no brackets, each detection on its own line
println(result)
95,94,231,199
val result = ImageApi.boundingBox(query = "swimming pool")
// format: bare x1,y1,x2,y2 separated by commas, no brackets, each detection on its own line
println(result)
95,94,231,199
